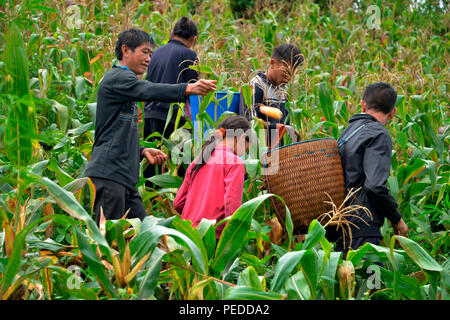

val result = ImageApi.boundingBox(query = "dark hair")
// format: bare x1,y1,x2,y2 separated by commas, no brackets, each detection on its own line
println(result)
191,115,252,179
272,44,304,70
363,82,397,114
115,29,155,60
172,17,198,40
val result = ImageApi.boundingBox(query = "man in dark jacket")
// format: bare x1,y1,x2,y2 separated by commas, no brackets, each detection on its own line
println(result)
143,17,199,186
84,29,216,224
144,17,198,129
334,82,408,254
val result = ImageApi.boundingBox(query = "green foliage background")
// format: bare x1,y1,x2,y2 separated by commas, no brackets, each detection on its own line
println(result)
0,0,448,300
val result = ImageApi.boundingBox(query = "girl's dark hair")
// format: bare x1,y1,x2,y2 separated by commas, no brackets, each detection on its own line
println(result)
115,29,155,61
191,115,251,179
172,17,198,40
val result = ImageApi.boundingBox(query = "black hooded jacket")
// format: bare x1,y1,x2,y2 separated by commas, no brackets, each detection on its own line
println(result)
144,39,198,122
84,66,187,189
337,113,402,238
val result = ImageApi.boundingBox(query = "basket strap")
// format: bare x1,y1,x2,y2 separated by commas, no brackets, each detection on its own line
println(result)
337,121,370,151
284,125,298,142
270,124,298,150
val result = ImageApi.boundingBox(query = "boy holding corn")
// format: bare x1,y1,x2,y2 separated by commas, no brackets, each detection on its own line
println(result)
243,44,303,148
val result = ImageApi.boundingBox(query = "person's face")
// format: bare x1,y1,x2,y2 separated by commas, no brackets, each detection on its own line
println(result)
269,59,294,86
122,42,152,75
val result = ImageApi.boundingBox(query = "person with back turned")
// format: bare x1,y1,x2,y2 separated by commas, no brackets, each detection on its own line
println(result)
334,82,408,256
143,17,199,186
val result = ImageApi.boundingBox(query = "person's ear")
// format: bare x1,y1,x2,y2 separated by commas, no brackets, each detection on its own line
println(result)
187,36,197,48
361,99,367,113
388,107,397,120
269,58,277,68
121,44,129,59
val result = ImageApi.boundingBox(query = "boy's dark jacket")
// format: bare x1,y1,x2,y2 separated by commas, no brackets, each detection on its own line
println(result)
84,66,187,189
337,113,402,239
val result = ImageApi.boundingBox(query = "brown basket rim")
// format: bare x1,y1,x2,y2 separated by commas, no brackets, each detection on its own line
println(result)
264,137,337,155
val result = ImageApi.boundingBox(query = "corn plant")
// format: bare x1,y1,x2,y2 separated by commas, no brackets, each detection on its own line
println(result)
0,0,448,300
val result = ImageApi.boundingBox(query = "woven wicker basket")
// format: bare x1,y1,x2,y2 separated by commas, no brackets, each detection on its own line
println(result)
263,138,346,234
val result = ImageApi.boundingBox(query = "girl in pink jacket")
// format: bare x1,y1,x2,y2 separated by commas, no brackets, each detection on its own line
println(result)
174,116,251,239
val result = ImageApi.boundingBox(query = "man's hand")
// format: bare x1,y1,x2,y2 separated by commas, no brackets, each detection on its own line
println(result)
141,148,167,165
393,218,408,236
185,79,217,96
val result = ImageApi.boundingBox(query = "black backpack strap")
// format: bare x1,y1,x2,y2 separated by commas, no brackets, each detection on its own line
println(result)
338,120,371,151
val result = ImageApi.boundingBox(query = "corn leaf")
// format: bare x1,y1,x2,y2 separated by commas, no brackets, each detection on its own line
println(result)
138,247,166,299
237,266,264,291
302,219,326,250
211,193,283,277
396,236,442,272
271,250,307,292
320,251,341,300
130,218,206,274
224,286,284,300
284,269,311,300
39,177,111,258
171,217,209,274
0,215,55,298
74,226,116,297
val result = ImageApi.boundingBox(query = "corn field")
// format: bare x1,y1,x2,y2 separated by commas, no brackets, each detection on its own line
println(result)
0,0,448,301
